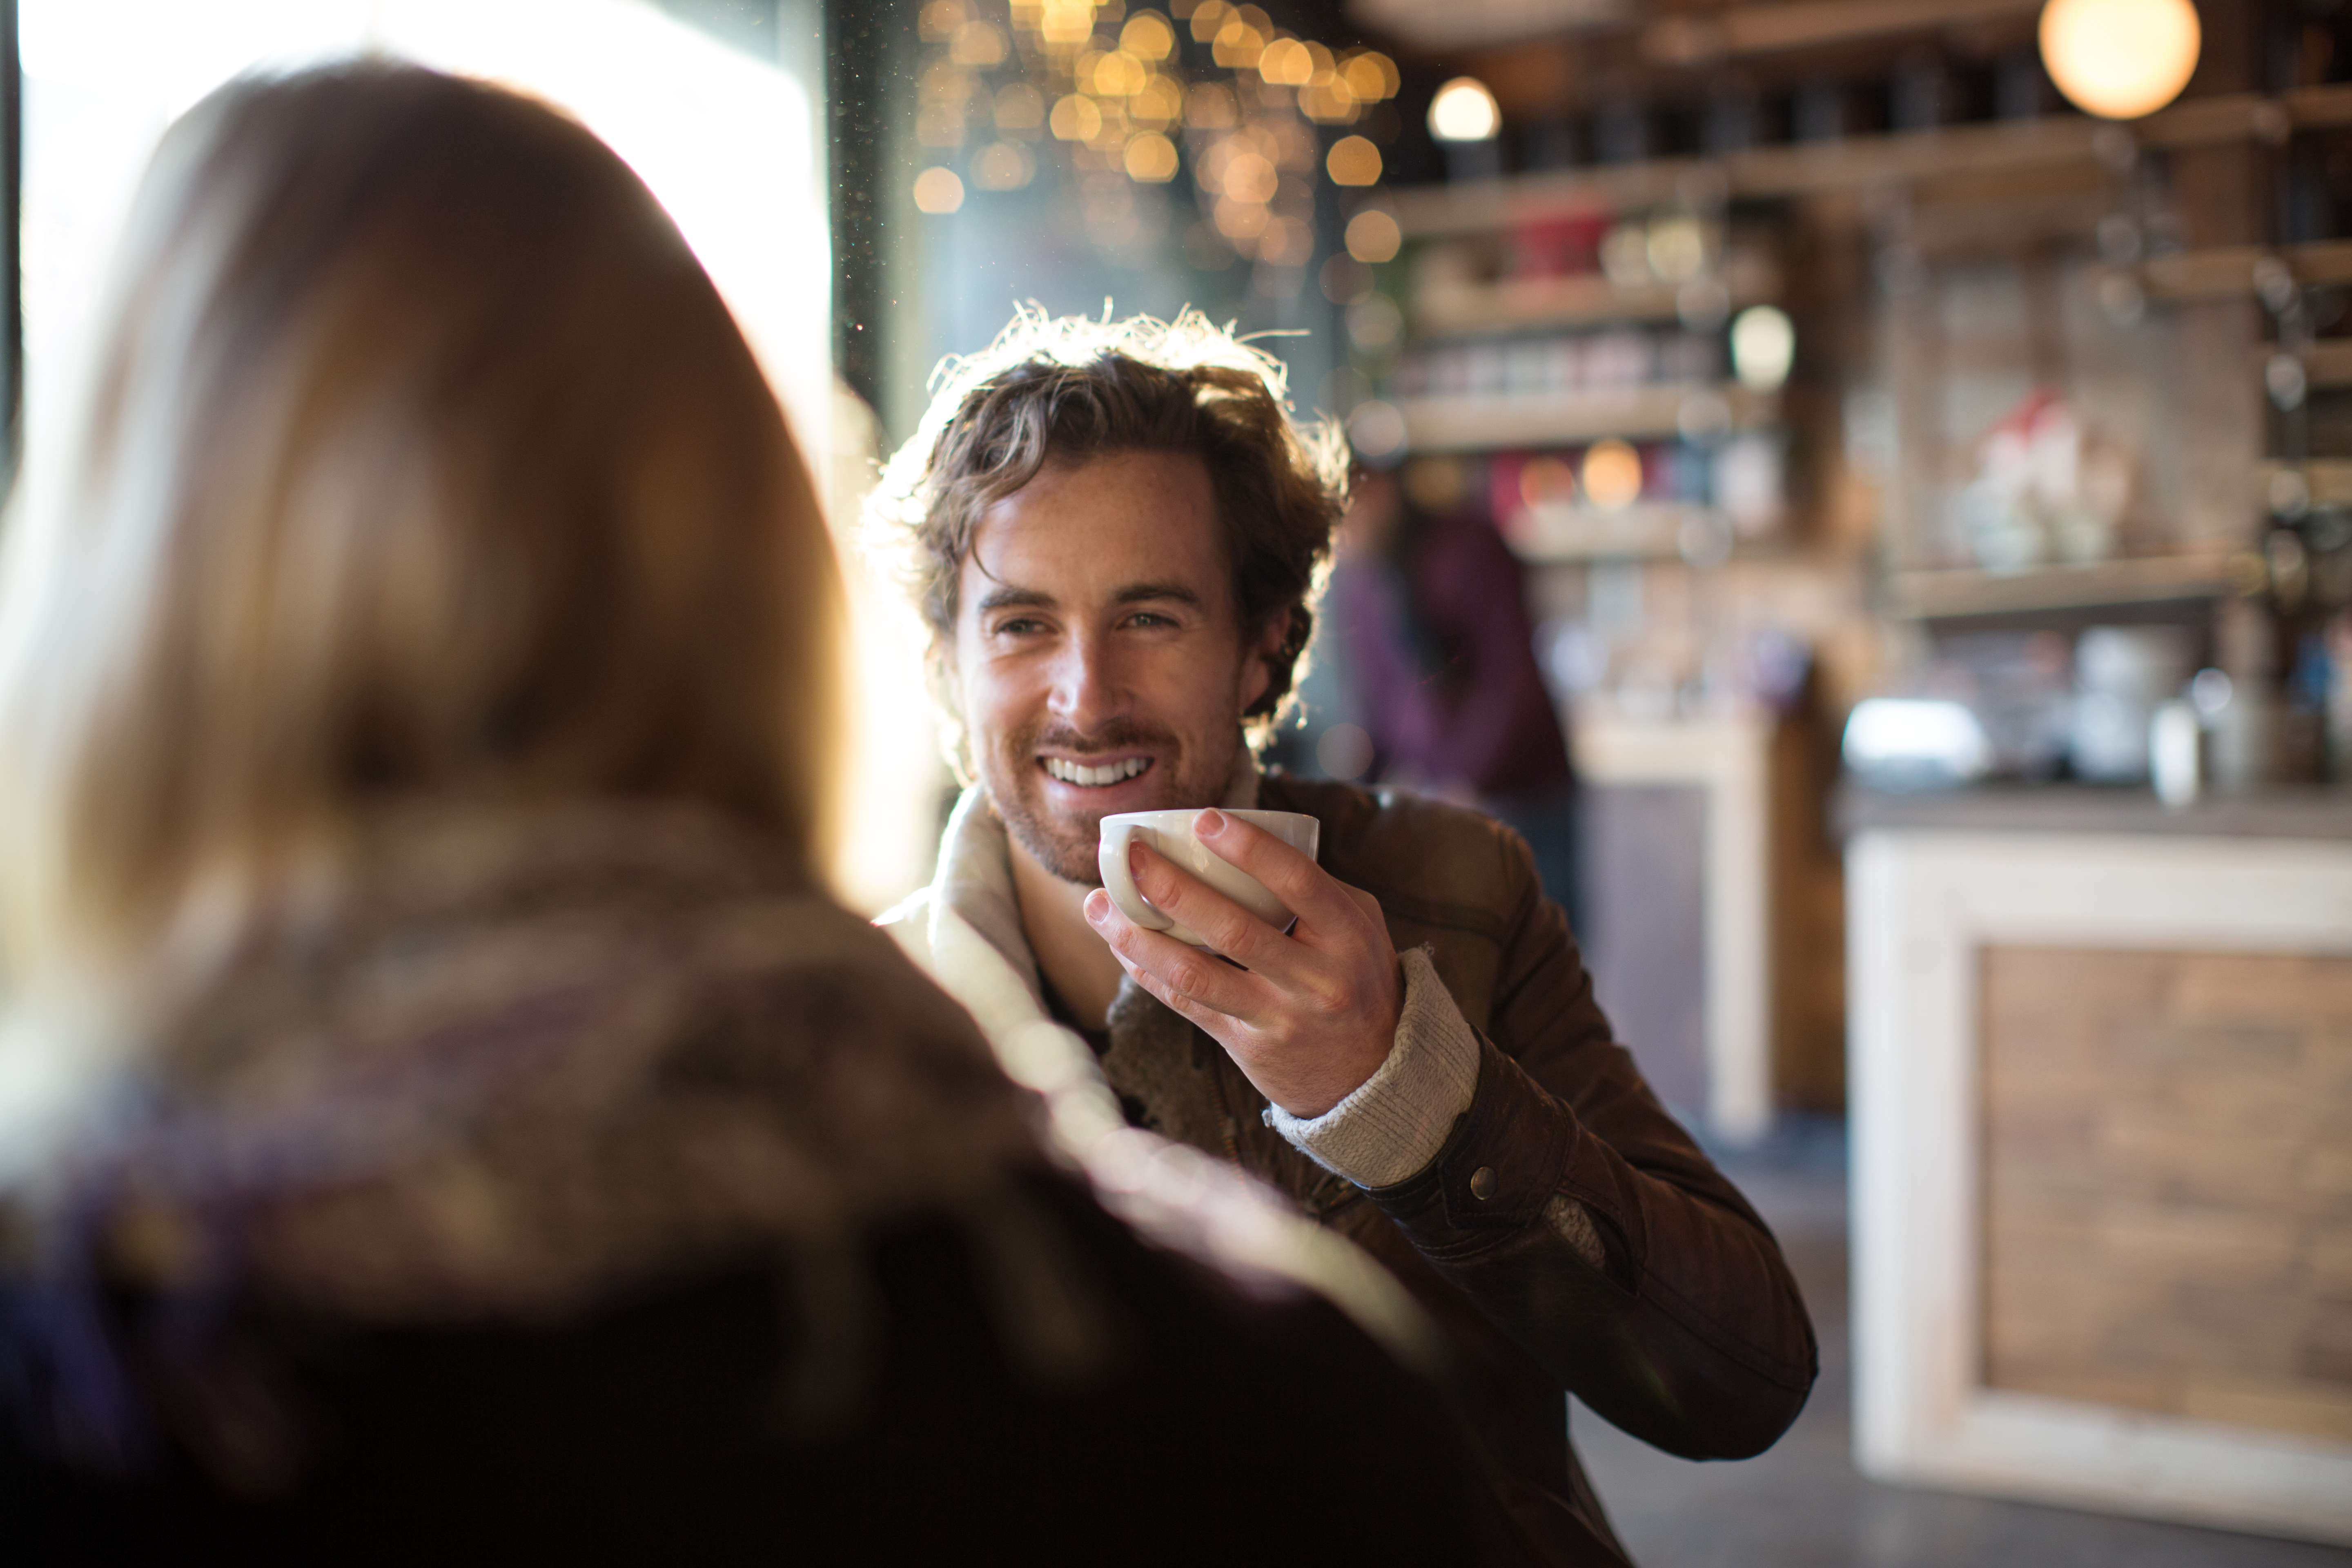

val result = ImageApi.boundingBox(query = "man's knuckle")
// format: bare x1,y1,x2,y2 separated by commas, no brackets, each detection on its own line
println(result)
1308,979,1355,1020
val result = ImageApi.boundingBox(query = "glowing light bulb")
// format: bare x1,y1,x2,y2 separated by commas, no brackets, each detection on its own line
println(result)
1428,77,1499,143
1730,306,1795,393
2039,0,2201,120
1581,440,1644,512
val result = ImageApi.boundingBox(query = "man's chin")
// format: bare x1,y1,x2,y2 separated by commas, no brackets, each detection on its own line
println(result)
993,788,1109,885
1004,813,1103,885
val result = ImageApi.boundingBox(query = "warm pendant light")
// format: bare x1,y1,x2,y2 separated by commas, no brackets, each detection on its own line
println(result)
1429,77,1501,142
2039,0,2201,120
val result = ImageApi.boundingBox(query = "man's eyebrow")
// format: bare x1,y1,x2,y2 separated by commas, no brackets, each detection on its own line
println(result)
975,587,1054,615
1115,581,1205,607
974,581,1205,615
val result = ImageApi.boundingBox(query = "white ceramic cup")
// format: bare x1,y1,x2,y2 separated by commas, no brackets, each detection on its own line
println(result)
1097,808,1321,949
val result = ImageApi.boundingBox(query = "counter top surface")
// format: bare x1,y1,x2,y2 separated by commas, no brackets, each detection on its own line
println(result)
1834,783,2352,841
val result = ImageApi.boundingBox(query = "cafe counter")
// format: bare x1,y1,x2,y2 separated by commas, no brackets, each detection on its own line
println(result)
1839,784,2352,1546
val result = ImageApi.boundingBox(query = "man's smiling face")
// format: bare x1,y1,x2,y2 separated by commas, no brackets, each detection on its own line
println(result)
950,450,1277,884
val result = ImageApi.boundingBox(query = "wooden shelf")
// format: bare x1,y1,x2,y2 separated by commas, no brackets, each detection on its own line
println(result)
2140,239,2352,301
1641,0,2042,64
2261,340,2352,388
1884,553,2232,620
2260,459,2352,505
1413,254,1781,336
1399,383,1774,452
1391,85,2352,240
1501,502,1710,561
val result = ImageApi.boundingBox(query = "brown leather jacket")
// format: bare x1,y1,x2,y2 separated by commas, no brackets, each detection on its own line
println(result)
1196,775,1817,1564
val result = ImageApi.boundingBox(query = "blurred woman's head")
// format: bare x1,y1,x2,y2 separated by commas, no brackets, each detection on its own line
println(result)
0,64,840,1133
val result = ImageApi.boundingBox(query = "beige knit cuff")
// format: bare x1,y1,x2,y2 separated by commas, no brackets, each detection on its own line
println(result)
1263,947,1481,1190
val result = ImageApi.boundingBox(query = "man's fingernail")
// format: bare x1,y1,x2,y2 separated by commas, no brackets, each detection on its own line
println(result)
1084,890,1109,923
1129,842,1146,875
1198,808,1227,835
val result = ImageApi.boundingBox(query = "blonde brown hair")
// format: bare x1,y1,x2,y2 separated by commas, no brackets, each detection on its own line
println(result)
866,307,1346,755
0,65,840,1088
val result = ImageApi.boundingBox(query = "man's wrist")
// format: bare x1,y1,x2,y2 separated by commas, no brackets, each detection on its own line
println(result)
1262,947,1479,1189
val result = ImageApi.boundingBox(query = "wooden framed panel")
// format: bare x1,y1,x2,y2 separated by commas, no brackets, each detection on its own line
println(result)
1847,829,2352,1544
1982,947,2352,1447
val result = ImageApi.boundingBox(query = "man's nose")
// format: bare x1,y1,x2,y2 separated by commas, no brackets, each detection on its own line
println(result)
1047,631,1125,731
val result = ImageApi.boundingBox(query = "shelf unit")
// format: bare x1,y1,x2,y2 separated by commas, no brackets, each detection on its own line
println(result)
1884,552,2234,621
2258,341,2352,389
1389,85,2352,241
2260,459,2352,506
1397,383,1774,453
2141,239,2352,302
1501,501,1714,562
1412,253,1781,337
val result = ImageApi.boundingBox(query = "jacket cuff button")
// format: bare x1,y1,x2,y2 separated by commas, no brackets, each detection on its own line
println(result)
1469,1165,1498,1201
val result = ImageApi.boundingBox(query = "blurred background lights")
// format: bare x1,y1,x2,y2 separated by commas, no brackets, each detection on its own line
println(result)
950,19,1004,66
1119,11,1174,59
970,141,1033,192
1645,214,1707,283
1344,208,1402,263
1428,76,1500,143
1316,722,1374,781
1050,93,1101,140
1519,455,1578,508
994,83,1044,133
2038,0,2201,120
1326,135,1382,187
1841,699,1994,786
1581,439,1645,511
1123,132,1178,182
912,165,965,213
1092,51,1145,96
1257,37,1312,86
1344,51,1399,102
1345,293,1403,352
1220,147,1277,203
1347,399,1407,462
1730,305,1797,393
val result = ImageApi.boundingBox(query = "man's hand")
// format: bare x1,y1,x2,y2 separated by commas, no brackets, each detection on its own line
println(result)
1082,809,1401,1118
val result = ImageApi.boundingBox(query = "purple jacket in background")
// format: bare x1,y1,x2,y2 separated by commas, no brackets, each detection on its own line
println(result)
1332,507,1573,800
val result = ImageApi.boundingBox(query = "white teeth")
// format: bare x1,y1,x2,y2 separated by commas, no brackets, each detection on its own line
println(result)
1045,756,1149,786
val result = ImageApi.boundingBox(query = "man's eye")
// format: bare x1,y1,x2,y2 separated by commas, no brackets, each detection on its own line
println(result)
1127,611,1175,629
995,617,1047,636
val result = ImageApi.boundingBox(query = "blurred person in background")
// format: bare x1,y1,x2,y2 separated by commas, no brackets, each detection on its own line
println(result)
0,65,1503,1561
871,310,1816,1568
1323,467,1582,933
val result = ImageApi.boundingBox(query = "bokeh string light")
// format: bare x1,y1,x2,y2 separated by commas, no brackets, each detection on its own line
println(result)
911,0,1398,273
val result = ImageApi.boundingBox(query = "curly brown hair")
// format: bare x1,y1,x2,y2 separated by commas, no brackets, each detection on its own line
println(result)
866,307,1347,753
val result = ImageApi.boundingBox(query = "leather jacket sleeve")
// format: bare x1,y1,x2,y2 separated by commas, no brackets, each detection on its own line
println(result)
1360,844,1818,1461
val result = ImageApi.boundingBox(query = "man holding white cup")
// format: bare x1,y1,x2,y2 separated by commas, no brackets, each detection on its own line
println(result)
875,308,1814,1565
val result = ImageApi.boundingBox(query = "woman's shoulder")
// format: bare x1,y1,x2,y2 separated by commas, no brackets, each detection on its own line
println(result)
88,806,1039,1322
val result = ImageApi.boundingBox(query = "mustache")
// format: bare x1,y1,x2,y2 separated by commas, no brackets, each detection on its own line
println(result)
1021,720,1176,755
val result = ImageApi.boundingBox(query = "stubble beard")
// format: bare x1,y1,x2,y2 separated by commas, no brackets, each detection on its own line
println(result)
984,719,1244,886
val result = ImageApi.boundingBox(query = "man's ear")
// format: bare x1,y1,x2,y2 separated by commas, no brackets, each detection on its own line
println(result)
1238,610,1289,713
